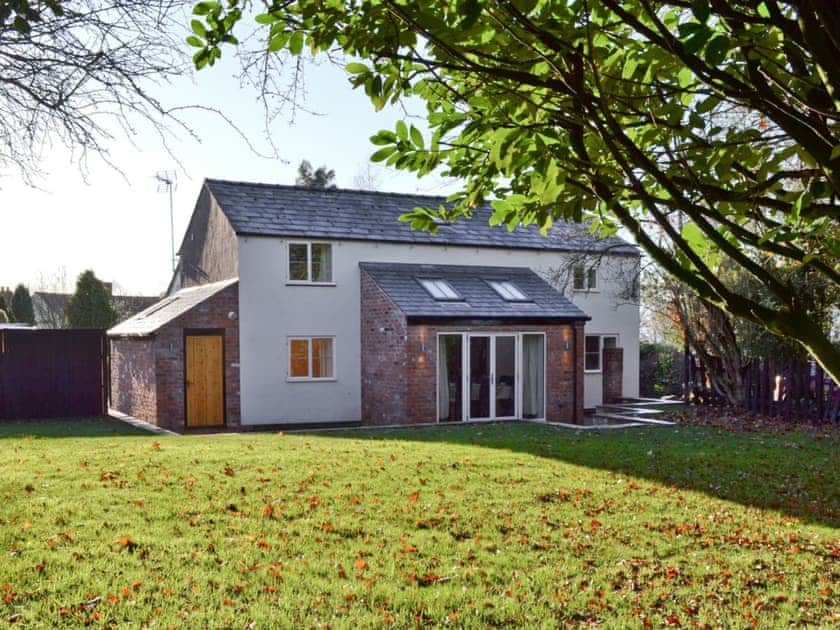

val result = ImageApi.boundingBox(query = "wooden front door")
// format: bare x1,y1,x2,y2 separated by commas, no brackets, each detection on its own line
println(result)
185,333,224,427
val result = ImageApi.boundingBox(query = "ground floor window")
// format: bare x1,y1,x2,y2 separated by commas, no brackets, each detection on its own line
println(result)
584,334,618,372
288,336,335,380
437,332,545,422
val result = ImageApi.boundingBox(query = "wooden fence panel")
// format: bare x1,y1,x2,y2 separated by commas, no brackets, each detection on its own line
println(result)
0,330,107,420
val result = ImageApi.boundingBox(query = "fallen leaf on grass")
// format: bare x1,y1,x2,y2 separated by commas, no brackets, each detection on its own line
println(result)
112,535,139,552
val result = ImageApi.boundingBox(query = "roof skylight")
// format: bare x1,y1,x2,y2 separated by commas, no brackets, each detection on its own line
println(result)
139,297,178,318
487,280,530,302
418,278,462,301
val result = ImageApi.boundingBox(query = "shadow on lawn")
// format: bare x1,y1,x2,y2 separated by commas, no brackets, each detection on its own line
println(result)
0,416,150,439
313,422,840,530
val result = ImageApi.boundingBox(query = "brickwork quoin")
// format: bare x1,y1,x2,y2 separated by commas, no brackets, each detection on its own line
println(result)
360,270,586,426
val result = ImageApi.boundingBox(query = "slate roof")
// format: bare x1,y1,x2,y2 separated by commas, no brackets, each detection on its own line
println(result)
107,279,237,337
204,179,638,255
360,263,589,321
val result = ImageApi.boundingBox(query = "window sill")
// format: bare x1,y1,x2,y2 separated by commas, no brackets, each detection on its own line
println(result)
286,281,337,287
286,377,338,383
584,369,603,374
573,288,600,294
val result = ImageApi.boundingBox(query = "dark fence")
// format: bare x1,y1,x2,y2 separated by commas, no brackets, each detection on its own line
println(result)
685,353,840,422
0,329,108,420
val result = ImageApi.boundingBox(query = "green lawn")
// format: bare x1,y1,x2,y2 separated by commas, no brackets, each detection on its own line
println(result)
1,420,838,627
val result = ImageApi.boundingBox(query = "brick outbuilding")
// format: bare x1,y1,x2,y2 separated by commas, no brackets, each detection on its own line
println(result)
108,279,240,431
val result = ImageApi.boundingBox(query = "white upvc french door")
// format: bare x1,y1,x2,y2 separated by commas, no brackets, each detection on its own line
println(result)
437,332,546,423
466,333,519,420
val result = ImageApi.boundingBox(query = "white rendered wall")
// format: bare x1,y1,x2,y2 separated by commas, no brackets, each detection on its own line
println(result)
237,237,640,424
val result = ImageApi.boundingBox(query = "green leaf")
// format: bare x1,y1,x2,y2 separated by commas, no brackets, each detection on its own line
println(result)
346,62,368,75
269,32,288,52
830,143,840,161
370,146,397,162
395,120,408,142
191,19,207,38
622,57,638,81
192,1,220,16
409,125,424,149
288,31,304,55
704,35,729,66
757,2,771,18
255,13,278,25
691,0,711,24
186,36,204,48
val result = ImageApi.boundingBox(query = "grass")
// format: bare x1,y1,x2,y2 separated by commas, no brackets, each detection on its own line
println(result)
0,420,838,627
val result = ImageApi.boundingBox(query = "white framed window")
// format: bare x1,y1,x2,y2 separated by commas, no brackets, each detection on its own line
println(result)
288,336,335,380
584,334,618,372
487,280,530,302
573,266,598,291
418,278,461,301
288,242,333,284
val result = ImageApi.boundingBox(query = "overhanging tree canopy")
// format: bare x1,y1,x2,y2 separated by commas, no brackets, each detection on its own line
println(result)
190,0,840,381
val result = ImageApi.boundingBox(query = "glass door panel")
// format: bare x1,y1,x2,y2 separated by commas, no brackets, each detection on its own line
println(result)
438,335,463,422
522,334,545,419
469,336,491,419
494,335,517,418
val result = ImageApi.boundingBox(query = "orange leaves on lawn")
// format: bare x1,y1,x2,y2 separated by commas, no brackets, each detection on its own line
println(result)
354,559,368,570
2,583,15,605
407,490,420,503
151,442,161,451
112,535,139,553
224,466,235,477
590,520,602,531
260,503,275,518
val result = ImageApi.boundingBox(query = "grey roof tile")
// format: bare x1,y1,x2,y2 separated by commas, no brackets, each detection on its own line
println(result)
360,262,589,320
107,279,237,337
204,179,638,255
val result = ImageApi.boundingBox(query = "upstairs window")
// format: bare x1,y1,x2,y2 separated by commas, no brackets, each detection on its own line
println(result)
289,242,333,283
487,280,530,302
573,266,597,291
418,278,461,301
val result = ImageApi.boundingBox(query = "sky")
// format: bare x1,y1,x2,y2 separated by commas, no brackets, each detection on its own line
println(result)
0,33,456,297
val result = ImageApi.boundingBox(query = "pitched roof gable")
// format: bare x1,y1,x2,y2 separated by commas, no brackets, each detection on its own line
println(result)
107,279,237,337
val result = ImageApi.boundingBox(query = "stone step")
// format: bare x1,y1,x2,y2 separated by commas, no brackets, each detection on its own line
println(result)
592,412,676,426
597,405,664,416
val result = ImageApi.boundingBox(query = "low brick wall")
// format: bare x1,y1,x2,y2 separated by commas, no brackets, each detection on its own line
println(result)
110,336,157,425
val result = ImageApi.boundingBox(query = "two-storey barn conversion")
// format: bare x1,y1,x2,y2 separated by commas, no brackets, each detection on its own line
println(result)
109,179,639,431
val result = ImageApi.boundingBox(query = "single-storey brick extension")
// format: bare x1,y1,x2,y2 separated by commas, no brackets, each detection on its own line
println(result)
109,179,639,431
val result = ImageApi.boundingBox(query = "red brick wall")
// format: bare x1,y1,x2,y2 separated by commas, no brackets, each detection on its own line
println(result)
360,272,408,424
110,283,240,431
110,337,157,424
602,346,624,404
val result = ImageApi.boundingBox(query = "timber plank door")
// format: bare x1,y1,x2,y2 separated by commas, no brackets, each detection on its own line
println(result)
185,333,225,427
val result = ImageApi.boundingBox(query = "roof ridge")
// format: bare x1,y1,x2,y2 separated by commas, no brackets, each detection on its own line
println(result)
204,177,458,204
